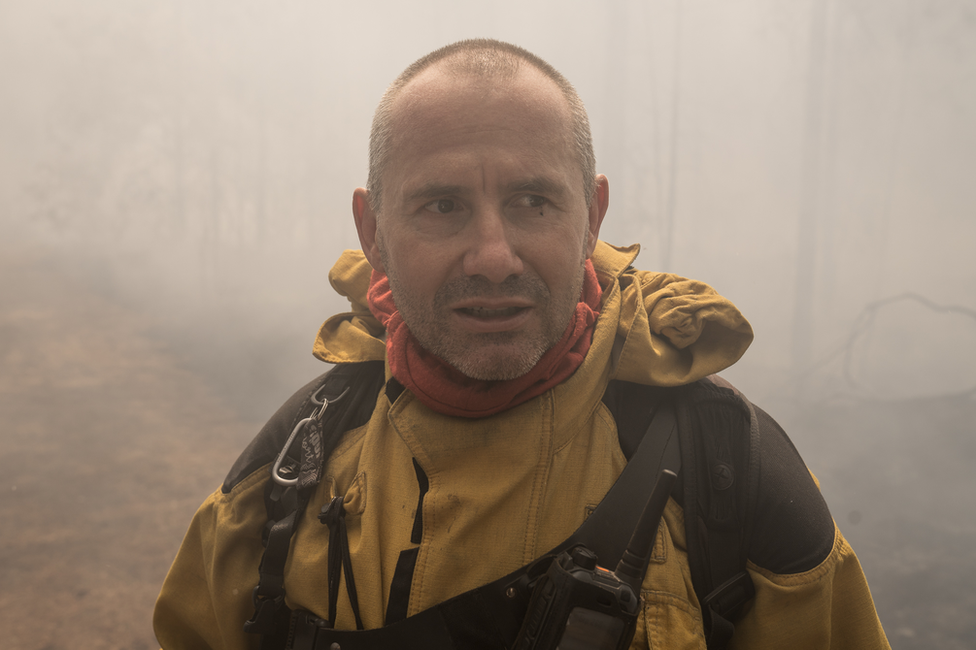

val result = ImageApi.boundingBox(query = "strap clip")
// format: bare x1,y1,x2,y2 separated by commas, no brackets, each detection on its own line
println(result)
243,584,285,635
701,570,755,618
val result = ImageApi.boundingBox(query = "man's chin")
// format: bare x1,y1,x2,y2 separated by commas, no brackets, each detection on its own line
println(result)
447,346,545,382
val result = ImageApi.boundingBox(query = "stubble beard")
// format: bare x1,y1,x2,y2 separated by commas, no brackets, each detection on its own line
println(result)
383,262,586,382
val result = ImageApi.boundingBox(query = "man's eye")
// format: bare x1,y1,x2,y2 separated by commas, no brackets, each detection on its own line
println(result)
518,195,547,209
424,199,457,214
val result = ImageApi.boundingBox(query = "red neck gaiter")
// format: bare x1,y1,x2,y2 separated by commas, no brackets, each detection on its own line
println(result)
367,261,602,418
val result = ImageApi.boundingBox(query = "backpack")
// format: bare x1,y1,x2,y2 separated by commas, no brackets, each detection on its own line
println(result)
226,360,759,649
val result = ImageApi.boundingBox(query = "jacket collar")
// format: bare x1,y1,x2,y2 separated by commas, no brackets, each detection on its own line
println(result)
313,240,753,387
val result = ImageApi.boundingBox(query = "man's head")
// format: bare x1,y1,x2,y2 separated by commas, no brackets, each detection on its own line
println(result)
366,39,598,215
353,39,609,381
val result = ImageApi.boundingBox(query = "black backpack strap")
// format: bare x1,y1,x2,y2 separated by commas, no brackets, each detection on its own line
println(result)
223,361,385,493
675,378,758,649
584,389,682,563
605,377,759,648
236,361,386,644
238,369,758,649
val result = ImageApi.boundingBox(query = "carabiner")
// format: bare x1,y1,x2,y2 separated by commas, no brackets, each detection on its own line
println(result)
271,417,310,487
270,386,350,487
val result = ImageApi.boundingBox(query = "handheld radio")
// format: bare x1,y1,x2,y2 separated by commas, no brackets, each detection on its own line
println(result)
512,469,678,650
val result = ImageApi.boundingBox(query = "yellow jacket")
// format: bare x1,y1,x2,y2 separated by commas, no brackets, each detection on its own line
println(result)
154,241,890,649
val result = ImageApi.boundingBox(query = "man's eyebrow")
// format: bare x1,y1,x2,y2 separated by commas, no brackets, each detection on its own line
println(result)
506,177,569,197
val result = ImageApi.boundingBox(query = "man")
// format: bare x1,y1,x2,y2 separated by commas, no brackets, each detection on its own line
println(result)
155,39,890,649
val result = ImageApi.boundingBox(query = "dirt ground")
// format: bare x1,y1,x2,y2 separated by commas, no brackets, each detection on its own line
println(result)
0,243,261,649
1,240,974,649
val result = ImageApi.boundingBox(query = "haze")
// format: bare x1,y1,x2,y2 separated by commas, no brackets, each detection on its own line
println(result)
1,1,974,648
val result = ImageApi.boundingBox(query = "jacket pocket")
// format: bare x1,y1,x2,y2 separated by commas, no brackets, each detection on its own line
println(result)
636,591,706,650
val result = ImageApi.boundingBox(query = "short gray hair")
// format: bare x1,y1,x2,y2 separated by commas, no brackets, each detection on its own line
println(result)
366,39,596,214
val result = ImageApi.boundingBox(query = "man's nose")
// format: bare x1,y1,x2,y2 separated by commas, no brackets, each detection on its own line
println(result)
461,207,524,284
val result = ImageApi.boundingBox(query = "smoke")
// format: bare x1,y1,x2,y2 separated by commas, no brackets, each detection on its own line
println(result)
1,1,974,647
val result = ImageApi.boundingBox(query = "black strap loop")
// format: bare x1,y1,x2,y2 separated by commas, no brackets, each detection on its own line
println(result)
319,496,365,630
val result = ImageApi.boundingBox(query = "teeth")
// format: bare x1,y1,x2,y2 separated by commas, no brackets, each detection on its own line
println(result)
463,306,522,317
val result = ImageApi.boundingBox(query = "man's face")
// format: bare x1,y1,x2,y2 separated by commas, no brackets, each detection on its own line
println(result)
354,65,608,381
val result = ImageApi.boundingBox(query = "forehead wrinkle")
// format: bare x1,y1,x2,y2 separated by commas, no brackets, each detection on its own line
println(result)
403,182,468,203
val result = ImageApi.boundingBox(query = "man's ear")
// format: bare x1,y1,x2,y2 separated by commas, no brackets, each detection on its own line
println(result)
585,174,610,258
352,188,385,273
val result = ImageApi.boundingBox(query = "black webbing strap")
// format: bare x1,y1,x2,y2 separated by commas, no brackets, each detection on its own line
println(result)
290,607,457,650
244,496,309,648
287,402,682,649
566,401,681,565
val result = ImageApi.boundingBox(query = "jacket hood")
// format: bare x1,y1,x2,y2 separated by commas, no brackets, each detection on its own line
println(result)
313,241,753,386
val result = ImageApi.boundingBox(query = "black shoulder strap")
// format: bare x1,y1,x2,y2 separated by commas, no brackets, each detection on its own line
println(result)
223,361,385,493
673,378,759,649
236,361,386,646
603,377,758,649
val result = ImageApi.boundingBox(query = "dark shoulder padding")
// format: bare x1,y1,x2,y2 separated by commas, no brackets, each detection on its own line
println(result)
222,361,385,493
748,405,835,574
